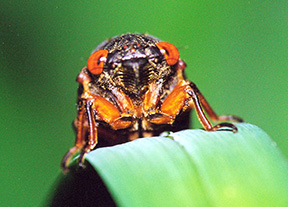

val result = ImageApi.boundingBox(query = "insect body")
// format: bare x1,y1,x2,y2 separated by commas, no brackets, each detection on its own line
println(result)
62,33,243,171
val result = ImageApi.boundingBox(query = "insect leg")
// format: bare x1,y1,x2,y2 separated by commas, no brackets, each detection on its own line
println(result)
187,83,240,132
189,83,243,123
61,103,87,173
78,100,98,167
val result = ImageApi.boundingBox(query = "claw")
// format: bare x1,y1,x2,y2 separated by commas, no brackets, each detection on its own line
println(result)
78,153,86,169
61,146,82,173
212,122,238,133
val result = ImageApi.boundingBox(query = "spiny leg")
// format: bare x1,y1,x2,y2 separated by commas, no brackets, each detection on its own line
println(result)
61,105,87,173
187,82,241,132
196,88,243,123
78,100,98,168
146,80,241,132
75,93,134,168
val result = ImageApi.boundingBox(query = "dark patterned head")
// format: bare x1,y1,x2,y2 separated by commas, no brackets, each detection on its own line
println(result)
86,34,180,96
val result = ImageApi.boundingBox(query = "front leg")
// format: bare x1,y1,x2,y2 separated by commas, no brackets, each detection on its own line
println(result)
148,80,242,132
62,68,137,172
77,99,98,168
61,103,87,173
142,81,175,124
61,92,134,172
185,82,242,132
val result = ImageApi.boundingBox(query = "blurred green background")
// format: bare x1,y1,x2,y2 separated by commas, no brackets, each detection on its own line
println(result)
1,1,287,206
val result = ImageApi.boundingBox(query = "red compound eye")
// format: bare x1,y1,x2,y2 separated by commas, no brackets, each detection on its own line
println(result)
87,49,108,75
156,42,179,65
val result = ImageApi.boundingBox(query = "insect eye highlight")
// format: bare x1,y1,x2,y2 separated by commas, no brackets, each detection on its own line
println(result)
87,49,108,75
156,42,179,65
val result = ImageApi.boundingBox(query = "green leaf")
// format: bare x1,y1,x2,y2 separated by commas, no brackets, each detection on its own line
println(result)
48,123,288,206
